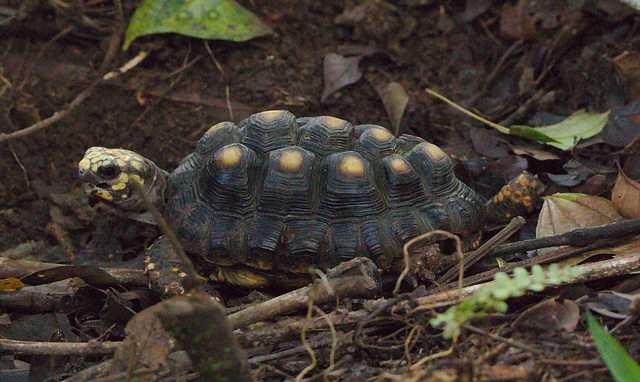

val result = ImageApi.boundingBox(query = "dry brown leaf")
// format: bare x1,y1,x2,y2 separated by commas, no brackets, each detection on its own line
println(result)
375,81,408,135
512,298,580,333
537,193,626,239
612,162,640,219
112,303,174,373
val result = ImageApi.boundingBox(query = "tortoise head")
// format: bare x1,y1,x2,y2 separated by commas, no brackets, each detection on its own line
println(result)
78,147,168,216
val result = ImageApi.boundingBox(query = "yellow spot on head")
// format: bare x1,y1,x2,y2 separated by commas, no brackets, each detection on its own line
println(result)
278,149,303,173
79,158,91,170
94,190,113,201
339,155,365,177
369,127,392,141
112,183,126,190
217,146,242,168
119,172,129,184
389,157,410,173
116,159,126,167
421,142,446,160
258,110,284,120
86,151,102,159
130,174,143,185
130,160,142,171
322,116,348,129
91,163,99,172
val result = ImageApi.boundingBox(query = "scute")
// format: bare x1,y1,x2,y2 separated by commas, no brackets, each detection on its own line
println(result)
298,116,355,156
240,110,296,154
166,111,488,276
258,146,316,215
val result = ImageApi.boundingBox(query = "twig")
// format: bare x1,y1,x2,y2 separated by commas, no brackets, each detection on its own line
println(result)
0,258,146,286
499,88,550,127
431,217,525,290
490,218,640,258
0,338,120,356
393,230,463,295
482,40,524,93
204,41,233,120
228,258,379,329
425,88,510,134
399,252,640,314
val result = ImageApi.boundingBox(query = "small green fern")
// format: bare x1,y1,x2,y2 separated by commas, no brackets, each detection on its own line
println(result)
430,264,584,339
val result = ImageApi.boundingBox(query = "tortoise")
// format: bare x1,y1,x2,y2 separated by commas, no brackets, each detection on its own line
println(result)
78,110,543,296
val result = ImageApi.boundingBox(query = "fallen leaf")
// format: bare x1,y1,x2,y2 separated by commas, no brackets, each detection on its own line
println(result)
612,163,640,219
512,298,580,333
499,0,580,40
21,266,120,288
123,0,274,50
511,145,560,161
374,81,408,135
536,193,625,239
599,99,640,147
321,53,364,102
112,304,174,372
514,110,610,151
613,51,640,101
0,278,24,292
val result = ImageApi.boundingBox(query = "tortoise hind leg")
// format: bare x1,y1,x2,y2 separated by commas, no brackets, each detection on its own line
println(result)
143,236,221,302
485,172,545,224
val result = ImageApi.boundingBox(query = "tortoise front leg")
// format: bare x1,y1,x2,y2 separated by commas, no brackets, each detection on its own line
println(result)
143,236,222,302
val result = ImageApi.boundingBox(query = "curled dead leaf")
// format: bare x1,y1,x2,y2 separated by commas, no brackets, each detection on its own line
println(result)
612,163,640,219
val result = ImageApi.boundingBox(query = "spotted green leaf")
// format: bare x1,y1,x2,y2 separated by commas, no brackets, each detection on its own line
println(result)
124,0,274,50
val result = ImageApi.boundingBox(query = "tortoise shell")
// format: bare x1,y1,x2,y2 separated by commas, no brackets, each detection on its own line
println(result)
162,110,486,277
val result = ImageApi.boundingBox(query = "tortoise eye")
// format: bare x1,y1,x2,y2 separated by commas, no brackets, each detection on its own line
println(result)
98,164,119,179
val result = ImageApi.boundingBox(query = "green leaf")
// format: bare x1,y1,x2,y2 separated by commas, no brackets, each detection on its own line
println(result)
123,0,275,50
586,310,640,382
508,125,559,143
513,110,609,151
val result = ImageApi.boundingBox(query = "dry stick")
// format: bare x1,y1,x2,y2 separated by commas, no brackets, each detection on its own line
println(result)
204,41,234,120
431,216,526,290
441,242,601,290
393,230,463,295
0,338,120,356
499,88,549,127
400,252,640,314
0,258,146,287
228,258,379,330
490,218,640,258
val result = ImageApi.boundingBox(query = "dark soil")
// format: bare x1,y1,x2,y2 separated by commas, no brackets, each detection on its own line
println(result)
2,0,640,381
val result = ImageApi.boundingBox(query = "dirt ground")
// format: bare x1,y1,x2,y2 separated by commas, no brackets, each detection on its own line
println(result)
2,0,640,381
